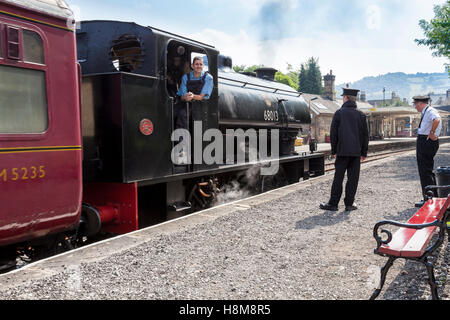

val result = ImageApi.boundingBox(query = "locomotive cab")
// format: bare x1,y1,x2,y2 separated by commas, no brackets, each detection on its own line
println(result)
77,20,220,183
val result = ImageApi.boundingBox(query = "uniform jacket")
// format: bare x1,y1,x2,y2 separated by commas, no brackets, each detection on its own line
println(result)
330,100,369,157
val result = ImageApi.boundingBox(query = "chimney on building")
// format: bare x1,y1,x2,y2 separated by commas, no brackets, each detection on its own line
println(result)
323,70,336,100
447,89,450,99
254,67,278,81
360,91,366,102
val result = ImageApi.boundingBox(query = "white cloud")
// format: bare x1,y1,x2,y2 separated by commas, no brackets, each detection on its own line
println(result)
193,27,449,84
366,4,381,30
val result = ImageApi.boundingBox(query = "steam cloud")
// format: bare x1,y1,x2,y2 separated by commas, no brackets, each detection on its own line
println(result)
253,0,298,66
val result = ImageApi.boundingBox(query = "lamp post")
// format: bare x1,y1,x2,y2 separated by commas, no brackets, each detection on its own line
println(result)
382,87,387,138
309,97,318,138
309,97,318,153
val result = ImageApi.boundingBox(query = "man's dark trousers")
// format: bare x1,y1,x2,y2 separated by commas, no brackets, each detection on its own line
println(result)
329,156,361,206
174,101,188,131
417,135,439,198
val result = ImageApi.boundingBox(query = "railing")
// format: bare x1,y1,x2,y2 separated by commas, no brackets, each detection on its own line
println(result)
218,76,303,96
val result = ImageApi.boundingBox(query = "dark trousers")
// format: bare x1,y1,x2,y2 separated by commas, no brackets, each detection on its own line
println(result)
174,102,188,131
329,156,361,206
417,135,439,198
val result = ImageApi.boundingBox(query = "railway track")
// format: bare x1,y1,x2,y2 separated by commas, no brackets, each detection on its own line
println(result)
1,147,416,275
324,148,415,172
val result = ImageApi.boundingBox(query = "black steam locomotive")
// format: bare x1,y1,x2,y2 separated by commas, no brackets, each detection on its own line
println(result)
77,20,324,225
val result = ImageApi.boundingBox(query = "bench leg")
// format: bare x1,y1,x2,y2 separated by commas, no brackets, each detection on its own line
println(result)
370,257,396,300
423,259,440,300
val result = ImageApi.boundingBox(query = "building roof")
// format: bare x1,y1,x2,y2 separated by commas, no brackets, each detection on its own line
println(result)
336,98,373,110
2,0,73,20
429,92,450,106
435,105,450,113
301,93,340,115
301,93,378,115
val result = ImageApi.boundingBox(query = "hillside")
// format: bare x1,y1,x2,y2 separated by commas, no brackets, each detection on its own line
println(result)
337,72,449,102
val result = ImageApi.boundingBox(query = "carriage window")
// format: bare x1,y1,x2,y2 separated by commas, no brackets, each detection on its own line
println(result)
7,27,19,60
0,65,48,133
23,30,44,64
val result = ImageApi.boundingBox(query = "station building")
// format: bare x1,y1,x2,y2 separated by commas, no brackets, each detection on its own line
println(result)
302,71,450,143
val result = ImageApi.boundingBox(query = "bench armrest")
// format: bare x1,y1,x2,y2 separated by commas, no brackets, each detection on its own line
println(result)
425,185,450,191
373,219,441,250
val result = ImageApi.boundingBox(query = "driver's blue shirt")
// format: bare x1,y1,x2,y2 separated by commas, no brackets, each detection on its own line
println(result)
177,71,214,100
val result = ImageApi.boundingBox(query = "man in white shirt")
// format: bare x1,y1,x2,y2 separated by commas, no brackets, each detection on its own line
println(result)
413,95,442,205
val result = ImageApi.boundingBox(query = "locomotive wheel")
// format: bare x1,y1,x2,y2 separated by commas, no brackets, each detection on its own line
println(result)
0,246,17,273
0,260,16,273
187,178,219,211
81,203,102,237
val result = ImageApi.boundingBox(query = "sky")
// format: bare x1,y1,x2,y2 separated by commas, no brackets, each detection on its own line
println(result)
65,0,449,84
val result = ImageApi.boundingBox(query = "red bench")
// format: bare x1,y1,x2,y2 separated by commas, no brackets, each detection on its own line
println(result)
370,186,450,300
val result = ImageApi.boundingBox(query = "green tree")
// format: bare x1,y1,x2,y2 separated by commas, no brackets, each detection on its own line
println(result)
285,63,300,89
233,64,265,73
298,64,307,93
233,65,247,73
415,1,450,73
275,71,298,90
298,57,323,94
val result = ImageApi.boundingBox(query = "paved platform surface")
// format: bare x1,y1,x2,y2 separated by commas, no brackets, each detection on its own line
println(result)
0,141,449,300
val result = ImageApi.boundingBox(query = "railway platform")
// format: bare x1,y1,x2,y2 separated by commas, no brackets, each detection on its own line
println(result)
0,141,450,300
296,136,450,156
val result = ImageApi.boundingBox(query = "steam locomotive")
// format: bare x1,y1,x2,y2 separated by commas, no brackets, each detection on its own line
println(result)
0,0,324,269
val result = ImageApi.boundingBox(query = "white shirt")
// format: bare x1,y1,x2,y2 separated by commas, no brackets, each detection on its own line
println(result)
418,105,442,136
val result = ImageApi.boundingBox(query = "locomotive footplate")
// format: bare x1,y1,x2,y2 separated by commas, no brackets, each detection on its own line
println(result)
137,152,325,187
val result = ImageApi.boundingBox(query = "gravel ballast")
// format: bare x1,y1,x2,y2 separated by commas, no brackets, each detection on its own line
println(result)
0,144,449,300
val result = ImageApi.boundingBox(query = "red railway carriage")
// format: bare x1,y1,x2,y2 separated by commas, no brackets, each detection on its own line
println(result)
0,0,82,247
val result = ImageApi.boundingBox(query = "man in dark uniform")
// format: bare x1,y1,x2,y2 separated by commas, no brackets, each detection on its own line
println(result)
413,95,442,206
320,88,369,211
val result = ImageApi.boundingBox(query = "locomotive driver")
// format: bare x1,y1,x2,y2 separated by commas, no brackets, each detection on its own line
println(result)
174,56,214,132
173,56,213,162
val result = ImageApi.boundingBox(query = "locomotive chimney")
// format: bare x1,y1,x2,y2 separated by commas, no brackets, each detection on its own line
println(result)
254,67,278,81
360,91,367,102
218,55,233,69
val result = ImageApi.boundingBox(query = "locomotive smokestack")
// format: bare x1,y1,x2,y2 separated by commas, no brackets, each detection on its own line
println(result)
218,55,233,70
254,67,278,81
